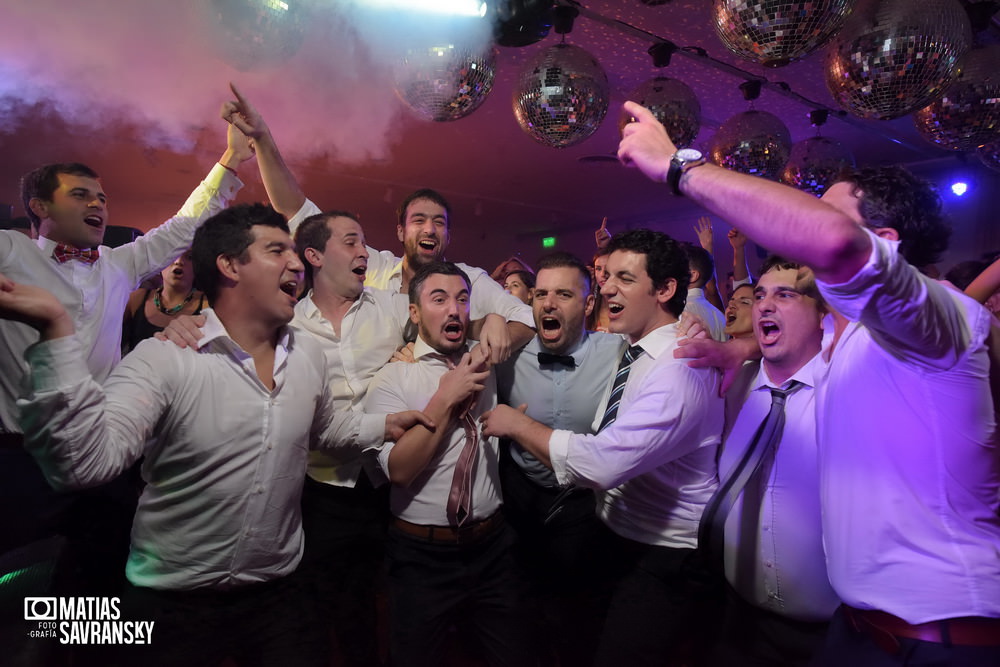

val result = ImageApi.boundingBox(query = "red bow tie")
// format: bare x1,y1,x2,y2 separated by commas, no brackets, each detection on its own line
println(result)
53,244,100,265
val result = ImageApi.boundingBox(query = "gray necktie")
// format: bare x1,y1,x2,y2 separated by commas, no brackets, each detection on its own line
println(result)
698,381,804,573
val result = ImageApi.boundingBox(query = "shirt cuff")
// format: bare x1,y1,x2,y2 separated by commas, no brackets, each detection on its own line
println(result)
288,198,322,232
205,162,244,202
358,412,390,450
24,336,89,393
548,429,573,486
816,228,886,321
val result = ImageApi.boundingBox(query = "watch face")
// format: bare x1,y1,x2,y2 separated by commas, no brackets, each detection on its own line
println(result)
676,148,703,161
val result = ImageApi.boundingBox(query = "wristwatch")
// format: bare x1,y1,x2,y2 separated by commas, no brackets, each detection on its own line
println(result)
666,148,706,196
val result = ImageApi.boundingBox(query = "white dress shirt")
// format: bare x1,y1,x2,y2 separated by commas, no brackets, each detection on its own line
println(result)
293,287,411,487
18,309,385,591
0,163,241,432
719,356,840,623
495,332,626,487
683,287,728,342
816,230,999,624
288,199,533,328
366,338,502,526
548,323,723,549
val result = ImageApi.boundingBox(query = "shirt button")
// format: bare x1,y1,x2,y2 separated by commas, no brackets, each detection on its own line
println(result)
257,486,264,494
765,561,773,568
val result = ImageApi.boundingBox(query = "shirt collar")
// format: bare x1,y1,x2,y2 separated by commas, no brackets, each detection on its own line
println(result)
413,335,470,362
196,308,293,354
630,322,679,360
755,351,825,391
297,288,373,320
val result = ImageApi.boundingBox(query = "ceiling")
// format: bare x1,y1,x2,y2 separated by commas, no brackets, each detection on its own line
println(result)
2,0,999,275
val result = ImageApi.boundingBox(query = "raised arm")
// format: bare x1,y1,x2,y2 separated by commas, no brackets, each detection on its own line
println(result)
965,255,1000,305
693,216,723,310
617,101,870,285
728,228,752,285
222,83,306,221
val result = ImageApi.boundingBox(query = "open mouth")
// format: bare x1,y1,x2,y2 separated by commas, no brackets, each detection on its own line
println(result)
608,302,624,315
758,319,780,344
539,316,562,340
351,264,366,277
443,319,464,341
84,215,103,228
726,311,737,324
418,239,437,252
279,280,298,298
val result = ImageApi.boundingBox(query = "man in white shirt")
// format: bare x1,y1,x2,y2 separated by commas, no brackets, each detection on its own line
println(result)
365,261,534,667
4,203,428,666
619,101,999,665
494,251,625,666
0,121,251,614
482,229,724,667
709,257,839,666
220,85,534,366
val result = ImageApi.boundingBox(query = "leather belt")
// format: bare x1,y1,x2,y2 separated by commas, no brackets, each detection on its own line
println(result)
392,512,503,544
842,605,1000,652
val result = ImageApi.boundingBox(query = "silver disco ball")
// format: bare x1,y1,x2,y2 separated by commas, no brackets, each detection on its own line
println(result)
618,77,701,149
780,136,856,196
394,45,497,122
211,0,307,71
513,43,610,148
714,0,856,68
978,139,1000,173
709,110,792,180
913,45,1000,151
825,0,972,120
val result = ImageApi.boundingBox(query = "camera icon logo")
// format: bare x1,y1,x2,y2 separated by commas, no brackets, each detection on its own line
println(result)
24,597,57,621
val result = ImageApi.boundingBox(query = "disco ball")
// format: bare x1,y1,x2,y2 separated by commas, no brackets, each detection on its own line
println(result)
394,45,497,122
978,139,1000,173
618,77,701,149
780,136,856,195
714,0,856,68
513,43,610,148
211,0,307,71
913,45,1000,151
825,0,972,120
709,110,792,179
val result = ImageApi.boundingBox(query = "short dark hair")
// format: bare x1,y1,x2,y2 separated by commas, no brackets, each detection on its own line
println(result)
682,243,715,288
408,261,471,305
192,203,289,305
759,255,823,305
21,163,101,230
293,210,360,283
836,165,951,267
607,229,689,317
537,251,593,295
397,188,452,229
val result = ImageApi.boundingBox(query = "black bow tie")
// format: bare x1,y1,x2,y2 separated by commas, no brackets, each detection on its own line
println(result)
537,352,576,368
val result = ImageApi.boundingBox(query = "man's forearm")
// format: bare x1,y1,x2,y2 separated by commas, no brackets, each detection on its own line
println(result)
254,132,306,220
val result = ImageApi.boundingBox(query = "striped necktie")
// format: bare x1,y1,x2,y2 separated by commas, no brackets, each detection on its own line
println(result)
597,344,644,432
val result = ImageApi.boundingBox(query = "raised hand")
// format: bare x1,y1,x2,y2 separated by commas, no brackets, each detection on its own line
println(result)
0,273,73,340
595,216,611,249
728,227,747,250
221,82,269,142
693,216,713,251
618,101,677,184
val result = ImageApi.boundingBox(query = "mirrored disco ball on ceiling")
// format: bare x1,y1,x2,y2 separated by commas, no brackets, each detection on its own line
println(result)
709,110,791,180
513,43,610,148
781,136,855,196
211,0,307,71
978,139,1000,173
618,77,701,149
825,0,972,120
714,0,856,68
913,45,1000,151
394,45,497,122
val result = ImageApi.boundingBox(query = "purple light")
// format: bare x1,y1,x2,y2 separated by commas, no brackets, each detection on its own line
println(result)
951,181,969,196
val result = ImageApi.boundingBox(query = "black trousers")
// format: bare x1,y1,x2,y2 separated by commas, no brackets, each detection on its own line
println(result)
810,607,1000,667
114,572,325,667
297,473,390,667
385,517,535,667
499,447,612,666
594,530,725,667
709,586,830,667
